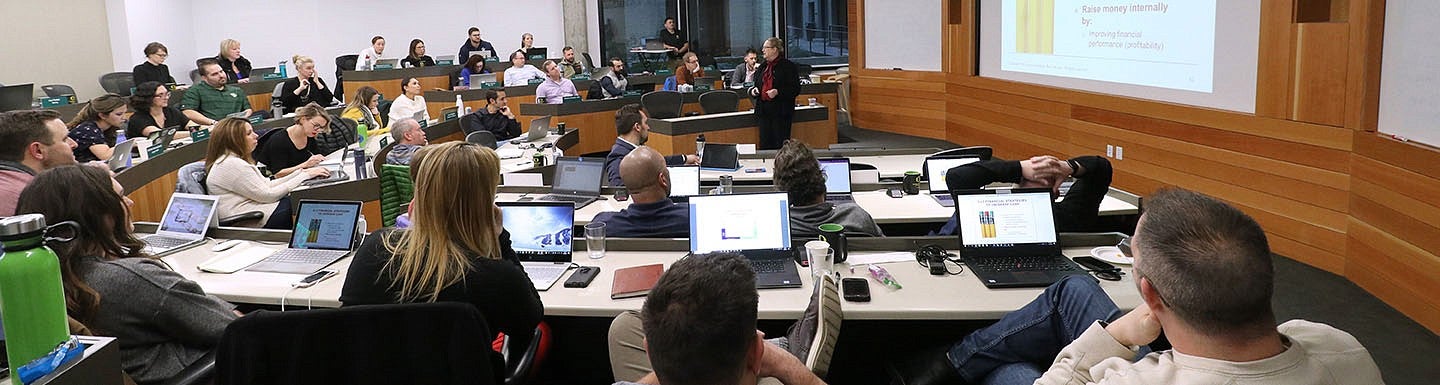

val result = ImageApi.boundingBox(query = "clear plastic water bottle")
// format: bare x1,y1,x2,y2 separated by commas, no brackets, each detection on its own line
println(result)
696,134,706,159
0,214,72,371
355,214,368,249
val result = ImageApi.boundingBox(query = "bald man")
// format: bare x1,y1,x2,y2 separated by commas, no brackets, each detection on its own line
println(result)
592,146,691,238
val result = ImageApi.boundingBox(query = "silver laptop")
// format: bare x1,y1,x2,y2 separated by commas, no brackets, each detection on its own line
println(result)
470,73,498,88
300,164,349,187
411,109,429,123
526,115,552,141
498,201,575,291
688,192,802,289
644,38,665,50
538,157,605,209
246,200,363,274
375,58,400,69
818,158,853,203
141,193,219,256
436,54,456,64
667,165,701,197
924,156,982,207
108,138,137,170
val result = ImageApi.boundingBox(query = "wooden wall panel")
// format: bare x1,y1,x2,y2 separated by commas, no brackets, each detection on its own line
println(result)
1291,23,1349,126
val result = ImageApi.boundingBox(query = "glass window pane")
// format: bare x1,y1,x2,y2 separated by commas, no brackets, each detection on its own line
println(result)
599,0,679,73
783,0,849,66
684,0,775,69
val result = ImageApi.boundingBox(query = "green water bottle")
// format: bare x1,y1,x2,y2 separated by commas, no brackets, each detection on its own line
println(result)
356,120,369,146
0,214,72,378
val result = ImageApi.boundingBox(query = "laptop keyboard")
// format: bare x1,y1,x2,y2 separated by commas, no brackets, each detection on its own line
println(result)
264,249,349,264
750,259,789,274
969,256,1081,273
539,195,592,204
525,265,569,289
143,236,192,249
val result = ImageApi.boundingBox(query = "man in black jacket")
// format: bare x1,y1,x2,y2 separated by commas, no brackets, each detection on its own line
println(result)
460,89,522,140
750,37,801,150
604,104,697,187
936,155,1113,235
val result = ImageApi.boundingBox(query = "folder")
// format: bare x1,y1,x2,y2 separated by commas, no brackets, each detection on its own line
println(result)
611,264,664,299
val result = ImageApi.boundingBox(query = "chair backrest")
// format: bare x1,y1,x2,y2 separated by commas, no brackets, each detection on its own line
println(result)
176,161,210,195
805,274,843,378
554,129,579,152
189,69,203,85
581,52,596,70
378,163,413,227
641,90,683,119
216,302,500,385
270,82,285,98
99,72,134,96
466,130,498,149
378,100,394,128
698,90,739,114
41,84,76,98
931,145,992,161
335,54,359,101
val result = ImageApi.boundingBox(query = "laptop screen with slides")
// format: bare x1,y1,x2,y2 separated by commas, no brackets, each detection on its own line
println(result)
688,192,791,254
289,200,362,251
951,188,1060,258
551,157,605,196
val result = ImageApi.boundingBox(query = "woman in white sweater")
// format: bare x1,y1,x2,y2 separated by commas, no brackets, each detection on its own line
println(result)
387,77,428,128
203,118,329,229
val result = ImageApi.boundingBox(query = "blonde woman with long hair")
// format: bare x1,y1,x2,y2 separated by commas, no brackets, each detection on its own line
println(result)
341,142,543,340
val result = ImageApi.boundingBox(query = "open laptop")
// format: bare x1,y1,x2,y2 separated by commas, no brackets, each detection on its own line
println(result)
249,67,276,79
300,164,349,187
538,156,605,209
818,158,853,203
141,193,219,256
469,50,493,60
147,126,181,149
246,200,363,274
108,138,138,171
952,188,1087,288
644,38,666,51
526,115,552,141
470,73,498,88
498,201,575,290
667,165,701,198
0,83,33,112
526,47,548,59
688,192,802,289
375,58,400,69
700,142,740,171
923,155,982,207
436,54,457,64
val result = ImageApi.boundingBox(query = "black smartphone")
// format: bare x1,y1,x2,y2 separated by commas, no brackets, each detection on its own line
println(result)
1073,256,1121,281
841,277,871,302
293,270,337,288
564,266,601,288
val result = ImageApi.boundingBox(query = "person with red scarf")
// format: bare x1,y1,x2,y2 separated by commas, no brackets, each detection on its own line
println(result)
749,37,801,150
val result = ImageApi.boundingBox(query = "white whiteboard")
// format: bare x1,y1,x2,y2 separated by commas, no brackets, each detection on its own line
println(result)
1378,0,1440,147
863,0,943,71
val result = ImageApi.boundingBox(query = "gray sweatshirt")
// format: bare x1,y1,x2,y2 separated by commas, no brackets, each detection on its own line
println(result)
788,202,885,238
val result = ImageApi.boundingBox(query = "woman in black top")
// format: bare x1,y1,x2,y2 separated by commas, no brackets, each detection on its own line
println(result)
127,81,190,139
216,39,253,83
253,103,327,178
278,55,336,114
340,142,543,340
132,42,177,86
750,37,800,150
401,39,436,68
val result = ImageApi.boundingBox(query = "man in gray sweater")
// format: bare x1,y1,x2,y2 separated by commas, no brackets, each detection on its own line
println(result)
772,140,883,238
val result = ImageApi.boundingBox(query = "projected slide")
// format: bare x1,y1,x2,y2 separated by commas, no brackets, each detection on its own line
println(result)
1002,0,1216,93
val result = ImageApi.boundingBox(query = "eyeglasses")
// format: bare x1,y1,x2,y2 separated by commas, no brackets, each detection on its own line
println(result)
151,53,169,57
155,92,170,98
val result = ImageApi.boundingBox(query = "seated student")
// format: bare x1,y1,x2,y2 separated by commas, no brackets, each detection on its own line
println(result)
254,103,329,178
279,55,336,114
674,52,706,86
536,61,580,104
67,94,128,163
893,188,1384,385
772,139,883,237
341,86,382,131
458,26,497,61
503,50,547,87
341,142,543,343
180,58,252,126
355,36,387,71
16,165,239,384
603,104,698,187
387,77,428,128
607,252,826,385
215,39,253,84
936,155,1112,235
127,82,190,139
592,146,689,238
457,54,490,89
728,49,760,88
385,118,427,165
132,42,179,87
205,117,329,229
0,110,77,216
518,33,536,56
597,58,630,99
559,46,587,78
460,89,522,140
401,39,436,68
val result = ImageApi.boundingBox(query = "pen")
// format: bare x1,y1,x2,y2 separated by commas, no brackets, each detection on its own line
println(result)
868,265,902,290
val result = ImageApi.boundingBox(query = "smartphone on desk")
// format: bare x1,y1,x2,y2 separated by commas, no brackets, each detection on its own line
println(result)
842,277,871,302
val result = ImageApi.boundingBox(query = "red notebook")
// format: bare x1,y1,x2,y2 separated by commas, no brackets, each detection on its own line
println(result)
611,264,664,299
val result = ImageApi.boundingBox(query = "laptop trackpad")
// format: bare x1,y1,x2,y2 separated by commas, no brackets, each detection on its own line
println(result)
1014,271,1050,283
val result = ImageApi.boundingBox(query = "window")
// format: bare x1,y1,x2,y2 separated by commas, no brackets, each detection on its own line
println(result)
782,0,849,66
682,0,776,66
599,0,680,72
599,0,848,70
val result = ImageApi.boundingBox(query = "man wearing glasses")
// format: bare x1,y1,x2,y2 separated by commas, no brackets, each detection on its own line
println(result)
674,52,706,87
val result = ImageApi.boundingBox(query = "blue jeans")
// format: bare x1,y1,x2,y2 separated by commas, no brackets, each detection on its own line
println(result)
947,276,1122,385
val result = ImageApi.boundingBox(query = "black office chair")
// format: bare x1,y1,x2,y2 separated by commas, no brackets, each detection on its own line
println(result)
554,129,579,152
335,54,359,101
640,90,683,119
41,84,76,98
581,52,596,71
377,100,394,128
931,146,993,161
175,162,264,227
99,72,135,96
466,130,499,149
698,90,739,114
189,69,203,85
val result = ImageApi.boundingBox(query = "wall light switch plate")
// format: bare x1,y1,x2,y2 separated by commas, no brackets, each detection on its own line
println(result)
1106,144,1115,157
1115,146,1124,160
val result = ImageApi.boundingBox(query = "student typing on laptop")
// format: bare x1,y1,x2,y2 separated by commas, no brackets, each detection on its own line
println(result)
253,103,330,178
773,140,883,238
592,146,691,237
205,118,330,229
603,104,699,187
341,142,543,344
936,155,1112,235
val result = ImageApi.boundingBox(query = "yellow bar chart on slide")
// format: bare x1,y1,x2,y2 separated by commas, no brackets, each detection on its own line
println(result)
1016,0,1055,54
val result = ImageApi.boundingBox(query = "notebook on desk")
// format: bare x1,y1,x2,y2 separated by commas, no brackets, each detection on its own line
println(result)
538,157,604,209
818,158,853,204
951,188,1087,288
141,193,219,257
246,200,362,274
499,201,575,291
923,155,982,207
688,192,802,289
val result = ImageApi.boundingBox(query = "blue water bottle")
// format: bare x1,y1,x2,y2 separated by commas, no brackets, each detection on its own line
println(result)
278,61,288,78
